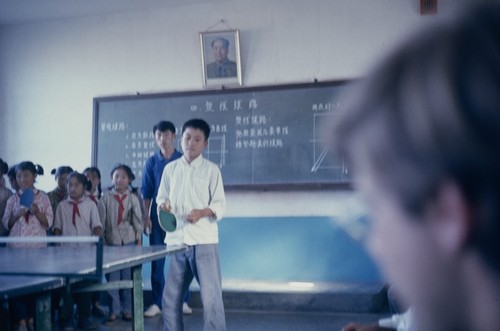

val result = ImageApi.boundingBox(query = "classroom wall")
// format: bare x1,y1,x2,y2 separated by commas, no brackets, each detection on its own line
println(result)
0,0,439,219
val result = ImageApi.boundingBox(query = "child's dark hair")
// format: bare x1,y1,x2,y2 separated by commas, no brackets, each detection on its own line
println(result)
0,159,8,176
153,120,176,134
7,165,17,180
182,118,210,140
15,161,44,176
109,163,138,193
110,163,135,181
83,167,102,198
66,171,92,192
51,166,73,178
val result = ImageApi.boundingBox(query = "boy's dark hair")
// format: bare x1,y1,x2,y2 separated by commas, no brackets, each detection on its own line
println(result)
182,119,210,140
15,161,44,176
51,166,74,178
0,159,8,176
153,121,176,134
67,171,92,192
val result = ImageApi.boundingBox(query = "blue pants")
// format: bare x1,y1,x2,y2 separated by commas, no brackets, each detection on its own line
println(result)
162,244,226,331
107,267,132,316
106,242,135,316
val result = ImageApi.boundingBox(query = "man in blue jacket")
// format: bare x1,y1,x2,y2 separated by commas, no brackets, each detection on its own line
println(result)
142,120,191,317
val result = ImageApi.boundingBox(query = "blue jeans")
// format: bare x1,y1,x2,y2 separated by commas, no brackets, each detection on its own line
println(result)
162,244,226,331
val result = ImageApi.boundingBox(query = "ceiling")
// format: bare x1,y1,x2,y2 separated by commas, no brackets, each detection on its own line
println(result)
0,0,224,26
0,0,473,28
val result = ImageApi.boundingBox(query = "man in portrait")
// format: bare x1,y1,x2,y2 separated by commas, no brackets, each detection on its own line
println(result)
206,37,237,79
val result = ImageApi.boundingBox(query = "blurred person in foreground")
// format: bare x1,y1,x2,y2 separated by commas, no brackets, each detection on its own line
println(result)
333,4,500,331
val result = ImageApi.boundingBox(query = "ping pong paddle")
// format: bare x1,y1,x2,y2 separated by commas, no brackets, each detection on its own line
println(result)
20,189,35,208
158,209,177,232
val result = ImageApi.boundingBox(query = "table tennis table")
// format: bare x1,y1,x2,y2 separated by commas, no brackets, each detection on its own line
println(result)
0,276,63,331
0,238,183,331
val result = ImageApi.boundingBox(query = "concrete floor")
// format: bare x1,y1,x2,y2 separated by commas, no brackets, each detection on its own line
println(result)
52,216,387,330
87,309,387,331
48,279,389,330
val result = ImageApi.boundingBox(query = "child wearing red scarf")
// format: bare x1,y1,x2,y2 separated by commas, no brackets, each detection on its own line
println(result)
53,171,102,329
98,164,143,324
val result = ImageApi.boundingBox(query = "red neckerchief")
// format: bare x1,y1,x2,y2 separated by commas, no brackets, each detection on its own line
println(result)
68,200,82,226
24,210,30,223
88,194,98,205
113,193,127,225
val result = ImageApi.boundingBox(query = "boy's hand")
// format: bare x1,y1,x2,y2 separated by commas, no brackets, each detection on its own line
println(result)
186,209,209,224
159,202,172,212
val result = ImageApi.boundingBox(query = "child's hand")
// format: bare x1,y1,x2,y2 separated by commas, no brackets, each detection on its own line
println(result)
30,203,40,216
15,207,28,219
159,202,172,212
186,209,204,224
144,217,152,236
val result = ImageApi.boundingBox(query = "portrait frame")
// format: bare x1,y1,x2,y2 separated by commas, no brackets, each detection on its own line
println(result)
200,29,242,87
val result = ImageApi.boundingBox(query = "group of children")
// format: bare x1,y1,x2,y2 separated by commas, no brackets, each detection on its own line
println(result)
0,159,144,330
1,118,228,331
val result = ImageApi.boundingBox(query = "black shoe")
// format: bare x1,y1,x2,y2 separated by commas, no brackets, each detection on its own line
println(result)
103,314,118,326
60,320,74,331
77,318,97,330
91,304,106,317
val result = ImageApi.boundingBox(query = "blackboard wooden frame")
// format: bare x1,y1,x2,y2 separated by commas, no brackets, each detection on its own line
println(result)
92,81,353,190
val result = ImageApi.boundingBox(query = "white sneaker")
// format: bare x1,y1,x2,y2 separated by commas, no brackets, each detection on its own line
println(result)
182,302,193,315
144,304,161,317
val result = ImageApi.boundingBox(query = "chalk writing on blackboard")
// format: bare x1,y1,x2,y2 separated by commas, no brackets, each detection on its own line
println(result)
93,81,352,188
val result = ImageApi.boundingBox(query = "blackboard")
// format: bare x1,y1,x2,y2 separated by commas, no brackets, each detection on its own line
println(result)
92,81,351,189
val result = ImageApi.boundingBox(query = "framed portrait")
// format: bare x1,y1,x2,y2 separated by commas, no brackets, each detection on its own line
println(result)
200,29,242,87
